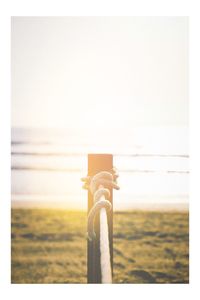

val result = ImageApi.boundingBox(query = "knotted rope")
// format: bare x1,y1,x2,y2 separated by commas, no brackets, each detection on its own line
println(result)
82,169,119,283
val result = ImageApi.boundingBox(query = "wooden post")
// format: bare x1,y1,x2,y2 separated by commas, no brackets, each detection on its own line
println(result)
87,154,113,283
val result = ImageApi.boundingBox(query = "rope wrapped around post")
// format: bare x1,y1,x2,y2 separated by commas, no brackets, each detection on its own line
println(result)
82,169,119,283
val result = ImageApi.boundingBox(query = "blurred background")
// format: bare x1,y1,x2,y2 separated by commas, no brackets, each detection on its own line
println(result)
11,126,188,210
11,17,188,211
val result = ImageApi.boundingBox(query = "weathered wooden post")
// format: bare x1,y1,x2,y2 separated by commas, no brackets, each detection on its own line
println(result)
87,154,113,283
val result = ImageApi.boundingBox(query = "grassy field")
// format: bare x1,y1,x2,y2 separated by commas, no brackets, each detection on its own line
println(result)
11,208,189,283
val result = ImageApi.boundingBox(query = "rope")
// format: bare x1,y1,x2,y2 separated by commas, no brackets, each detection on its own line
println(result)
100,206,112,283
82,170,119,284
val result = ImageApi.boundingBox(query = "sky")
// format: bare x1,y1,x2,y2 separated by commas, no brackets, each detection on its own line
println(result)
11,16,188,130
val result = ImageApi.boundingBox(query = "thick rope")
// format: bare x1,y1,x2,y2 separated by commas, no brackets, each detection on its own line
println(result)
99,197,112,283
82,170,119,284
87,187,110,240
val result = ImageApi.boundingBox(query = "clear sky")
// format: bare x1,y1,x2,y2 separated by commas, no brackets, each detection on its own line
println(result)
11,16,188,130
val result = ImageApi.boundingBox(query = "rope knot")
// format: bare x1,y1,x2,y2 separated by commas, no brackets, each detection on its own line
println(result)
82,169,119,241
94,188,110,203
81,168,119,195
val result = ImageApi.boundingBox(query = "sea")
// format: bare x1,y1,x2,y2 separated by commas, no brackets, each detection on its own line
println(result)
11,127,189,210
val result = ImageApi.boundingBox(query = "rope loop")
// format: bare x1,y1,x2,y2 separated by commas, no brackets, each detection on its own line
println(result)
94,188,110,203
87,199,112,241
82,168,119,241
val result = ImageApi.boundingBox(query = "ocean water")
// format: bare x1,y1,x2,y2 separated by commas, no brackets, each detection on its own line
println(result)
11,127,189,210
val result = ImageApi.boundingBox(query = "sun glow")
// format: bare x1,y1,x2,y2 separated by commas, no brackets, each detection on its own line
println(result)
11,17,188,209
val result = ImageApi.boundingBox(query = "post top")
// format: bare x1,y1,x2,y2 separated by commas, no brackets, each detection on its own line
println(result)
88,154,113,176
88,153,113,157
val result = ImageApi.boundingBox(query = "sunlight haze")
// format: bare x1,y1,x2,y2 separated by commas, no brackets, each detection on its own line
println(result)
12,17,188,130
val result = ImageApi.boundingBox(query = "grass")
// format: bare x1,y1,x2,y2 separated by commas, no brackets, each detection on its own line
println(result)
11,208,189,283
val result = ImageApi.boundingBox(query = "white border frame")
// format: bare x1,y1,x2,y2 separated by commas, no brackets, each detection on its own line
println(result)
1,1,199,299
